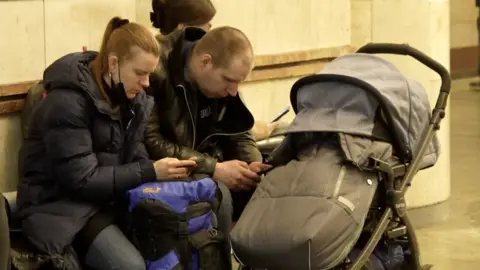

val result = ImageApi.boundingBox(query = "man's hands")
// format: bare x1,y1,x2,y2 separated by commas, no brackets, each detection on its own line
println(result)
153,157,197,180
213,160,271,190
153,157,271,189
248,161,272,174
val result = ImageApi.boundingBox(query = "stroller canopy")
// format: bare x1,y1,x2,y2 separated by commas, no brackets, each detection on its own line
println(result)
286,53,440,169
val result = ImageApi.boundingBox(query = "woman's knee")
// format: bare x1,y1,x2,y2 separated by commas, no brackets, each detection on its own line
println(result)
85,225,145,270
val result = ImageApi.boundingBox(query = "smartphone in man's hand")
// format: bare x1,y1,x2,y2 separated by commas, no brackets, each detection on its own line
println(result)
269,106,290,124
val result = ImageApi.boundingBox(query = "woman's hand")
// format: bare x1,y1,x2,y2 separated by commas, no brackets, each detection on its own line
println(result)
153,157,197,180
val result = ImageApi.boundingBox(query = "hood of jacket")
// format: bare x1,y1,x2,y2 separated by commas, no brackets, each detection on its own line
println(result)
43,51,101,99
43,51,152,119
153,27,204,85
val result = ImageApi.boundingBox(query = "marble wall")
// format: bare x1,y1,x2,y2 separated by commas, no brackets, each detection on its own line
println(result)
43,0,137,66
0,0,142,86
0,0,352,191
0,0,141,191
209,0,351,123
450,0,478,49
0,0,45,191
0,0,451,213
351,0,451,212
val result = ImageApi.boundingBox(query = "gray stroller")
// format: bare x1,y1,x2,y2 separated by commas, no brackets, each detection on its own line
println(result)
231,43,450,270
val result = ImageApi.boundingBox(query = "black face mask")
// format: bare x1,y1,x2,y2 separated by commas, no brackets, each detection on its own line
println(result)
109,76,129,106
109,70,136,129
108,66,132,107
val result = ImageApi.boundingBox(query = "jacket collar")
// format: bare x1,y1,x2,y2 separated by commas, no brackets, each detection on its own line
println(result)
167,27,206,88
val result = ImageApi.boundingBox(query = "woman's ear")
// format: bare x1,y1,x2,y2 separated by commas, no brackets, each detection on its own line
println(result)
107,54,119,74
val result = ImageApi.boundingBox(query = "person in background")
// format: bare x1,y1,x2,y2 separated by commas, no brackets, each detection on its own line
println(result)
150,0,280,142
151,0,215,36
15,17,196,270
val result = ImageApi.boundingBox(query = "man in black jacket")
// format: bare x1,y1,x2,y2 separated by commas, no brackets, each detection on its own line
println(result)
145,26,268,222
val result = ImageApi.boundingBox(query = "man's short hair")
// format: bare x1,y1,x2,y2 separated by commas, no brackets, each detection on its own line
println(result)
193,26,254,68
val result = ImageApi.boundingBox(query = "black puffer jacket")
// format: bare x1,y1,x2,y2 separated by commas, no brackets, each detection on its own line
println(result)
145,27,262,175
16,52,157,264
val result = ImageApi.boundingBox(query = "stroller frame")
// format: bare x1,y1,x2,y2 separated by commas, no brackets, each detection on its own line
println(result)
244,43,450,270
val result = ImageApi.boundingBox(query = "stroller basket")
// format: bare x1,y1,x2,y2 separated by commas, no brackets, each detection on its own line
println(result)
235,43,450,270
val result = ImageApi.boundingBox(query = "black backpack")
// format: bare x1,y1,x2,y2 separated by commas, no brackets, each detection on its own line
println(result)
125,178,231,270
21,81,47,139
18,81,47,179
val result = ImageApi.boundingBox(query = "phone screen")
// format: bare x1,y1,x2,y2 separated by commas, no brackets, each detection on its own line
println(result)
269,106,290,124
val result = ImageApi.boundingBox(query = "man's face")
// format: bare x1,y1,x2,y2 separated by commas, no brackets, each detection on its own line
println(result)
195,54,253,98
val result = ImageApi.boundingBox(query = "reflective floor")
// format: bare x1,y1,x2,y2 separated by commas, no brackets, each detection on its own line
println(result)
417,78,480,269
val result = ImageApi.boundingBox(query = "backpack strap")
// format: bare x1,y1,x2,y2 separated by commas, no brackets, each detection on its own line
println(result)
189,228,228,270
189,228,224,250
176,212,191,269
127,182,228,269
176,201,217,268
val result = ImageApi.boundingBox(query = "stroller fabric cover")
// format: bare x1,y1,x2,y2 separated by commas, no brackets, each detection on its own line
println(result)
126,178,228,270
231,134,390,270
286,53,440,169
230,53,440,269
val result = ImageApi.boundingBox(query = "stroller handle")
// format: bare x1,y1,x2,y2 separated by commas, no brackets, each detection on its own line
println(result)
356,43,451,111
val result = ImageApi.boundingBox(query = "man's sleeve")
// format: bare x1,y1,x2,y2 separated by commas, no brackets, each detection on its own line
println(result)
220,130,262,163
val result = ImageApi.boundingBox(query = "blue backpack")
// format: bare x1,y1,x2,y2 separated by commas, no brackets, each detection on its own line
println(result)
126,177,229,270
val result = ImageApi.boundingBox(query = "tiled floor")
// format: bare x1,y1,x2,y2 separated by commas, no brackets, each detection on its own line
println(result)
416,78,480,269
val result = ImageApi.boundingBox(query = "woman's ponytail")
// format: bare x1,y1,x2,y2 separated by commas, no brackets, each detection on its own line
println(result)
91,17,130,103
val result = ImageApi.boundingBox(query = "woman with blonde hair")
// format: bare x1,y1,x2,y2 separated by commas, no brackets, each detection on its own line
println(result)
16,17,196,270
